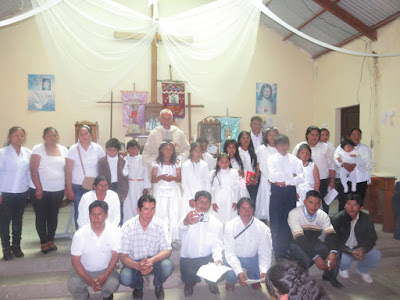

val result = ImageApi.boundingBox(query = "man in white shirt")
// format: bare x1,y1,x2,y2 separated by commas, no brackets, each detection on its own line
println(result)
224,197,272,292
142,109,189,172
179,190,223,297
119,195,174,300
267,134,304,260
288,190,343,288
67,200,120,300
250,116,263,150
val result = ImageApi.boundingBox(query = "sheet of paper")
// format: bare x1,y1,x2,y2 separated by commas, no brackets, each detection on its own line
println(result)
324,188,338,206
245,278,265,284
196,263,232,283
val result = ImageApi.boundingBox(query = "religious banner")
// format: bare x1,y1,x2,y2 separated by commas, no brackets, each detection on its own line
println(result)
28,74,55,111
216,117,240,151
162,82,185,118
121,91,148,132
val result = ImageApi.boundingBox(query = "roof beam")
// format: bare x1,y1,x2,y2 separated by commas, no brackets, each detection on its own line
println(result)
312,11,400,59
283,0,341,41
312,0,377,41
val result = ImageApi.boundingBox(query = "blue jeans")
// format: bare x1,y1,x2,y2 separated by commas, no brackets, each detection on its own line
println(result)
340,248,381,274
72,184,90,230
225,255,260,284
119,258,174,289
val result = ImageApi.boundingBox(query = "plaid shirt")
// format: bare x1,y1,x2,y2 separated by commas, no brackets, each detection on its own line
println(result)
120,215,172,260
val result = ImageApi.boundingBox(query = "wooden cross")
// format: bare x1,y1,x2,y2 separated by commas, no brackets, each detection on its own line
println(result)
96,91,123,138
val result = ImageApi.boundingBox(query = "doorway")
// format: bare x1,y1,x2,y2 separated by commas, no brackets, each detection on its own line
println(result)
340,105,360,142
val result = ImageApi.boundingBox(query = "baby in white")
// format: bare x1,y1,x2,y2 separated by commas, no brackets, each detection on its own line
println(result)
335,139,358,193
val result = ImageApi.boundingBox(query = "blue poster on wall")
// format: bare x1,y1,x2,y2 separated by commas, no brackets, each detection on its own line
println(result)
28,74,55,111
217,117,240,151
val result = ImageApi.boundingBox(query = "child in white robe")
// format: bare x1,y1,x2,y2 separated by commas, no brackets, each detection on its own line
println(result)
196,137,216,171
210,153,240,224
122,140,151,223
151,140,182,242
181,142,211,215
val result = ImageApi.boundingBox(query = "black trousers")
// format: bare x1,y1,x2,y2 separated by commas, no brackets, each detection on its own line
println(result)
319,178,330,213
180,255,220,286
30,188,64,244
336,180,368,211
0,192,28,248
247,182,259,203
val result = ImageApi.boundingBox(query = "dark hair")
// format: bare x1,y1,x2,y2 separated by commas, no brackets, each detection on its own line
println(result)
6,126,26,146
297,143,313,162
195,190,212,202
305,190,322,201
127,139,140,150
188,142,201,160
43,127,58,136
266,262,330,300
238,131,257,170
340,138,355,150
138,194,156,210
196,137,209,145
250,116,262,124
345,193,363,207
223,139,244,171
347,127,362,137
237,197,255,213
156,140,177,165
320,128,330,135
258,83,272,101
274,134,289,146
305,126,321,141
89,200,109,214
93,175,110,189
212,153,231,185
105,138,121,151
78,125,92,135
263,127,279,146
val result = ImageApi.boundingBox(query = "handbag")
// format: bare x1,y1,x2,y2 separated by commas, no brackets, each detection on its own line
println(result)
77,146,95,190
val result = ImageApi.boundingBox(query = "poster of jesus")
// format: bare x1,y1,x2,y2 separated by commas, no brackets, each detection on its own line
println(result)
256,82,277,114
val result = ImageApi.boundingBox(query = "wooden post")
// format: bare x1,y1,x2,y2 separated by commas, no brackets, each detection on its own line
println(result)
186,92,204,142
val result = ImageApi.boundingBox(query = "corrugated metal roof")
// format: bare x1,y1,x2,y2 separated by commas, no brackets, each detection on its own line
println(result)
0,0,32,22
261,0,400,58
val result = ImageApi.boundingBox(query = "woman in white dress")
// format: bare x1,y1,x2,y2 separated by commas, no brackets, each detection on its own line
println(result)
30,127,68,254
210,153,240,224
255,127,279,223
296,144,320,205
151,140,181,242
181,142,211,215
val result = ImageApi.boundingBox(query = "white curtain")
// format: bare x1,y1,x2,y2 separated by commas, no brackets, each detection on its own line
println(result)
31,0,262,102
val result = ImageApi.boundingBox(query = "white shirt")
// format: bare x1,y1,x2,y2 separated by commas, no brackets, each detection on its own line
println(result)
120,215,172,260
224,216,272,275
202,152,215,171
181,160,211,201
267,152,304,186
71,221,121,272
107,154,118,183
345,214,359,249
239,147,255,173
30,143,68,191
293,141,334,180
67,141,105,185
0,145,31,195
179,214,223,261
77,190,121,228
251,131,263,150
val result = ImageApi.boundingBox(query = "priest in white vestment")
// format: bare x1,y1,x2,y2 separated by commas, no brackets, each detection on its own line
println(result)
142,109,190,172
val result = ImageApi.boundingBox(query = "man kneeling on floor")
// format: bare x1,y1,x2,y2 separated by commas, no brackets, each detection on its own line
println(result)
331,193,381,284
224,197,272,292
119,195,174,300
179,190,224,297
288,190,343,288
67,200,120,300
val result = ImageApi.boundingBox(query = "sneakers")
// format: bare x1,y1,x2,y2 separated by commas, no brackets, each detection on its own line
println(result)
357,270,374,283
339,269,350,279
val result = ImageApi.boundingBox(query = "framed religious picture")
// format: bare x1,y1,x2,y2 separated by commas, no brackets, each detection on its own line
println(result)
197,117,221,155
256,82,277,114
216,117,240,151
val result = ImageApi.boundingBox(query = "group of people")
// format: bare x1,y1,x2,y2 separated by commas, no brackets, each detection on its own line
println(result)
0,109,381,299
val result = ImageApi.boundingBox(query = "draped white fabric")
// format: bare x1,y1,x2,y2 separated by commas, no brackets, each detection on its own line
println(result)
31,0,261,102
